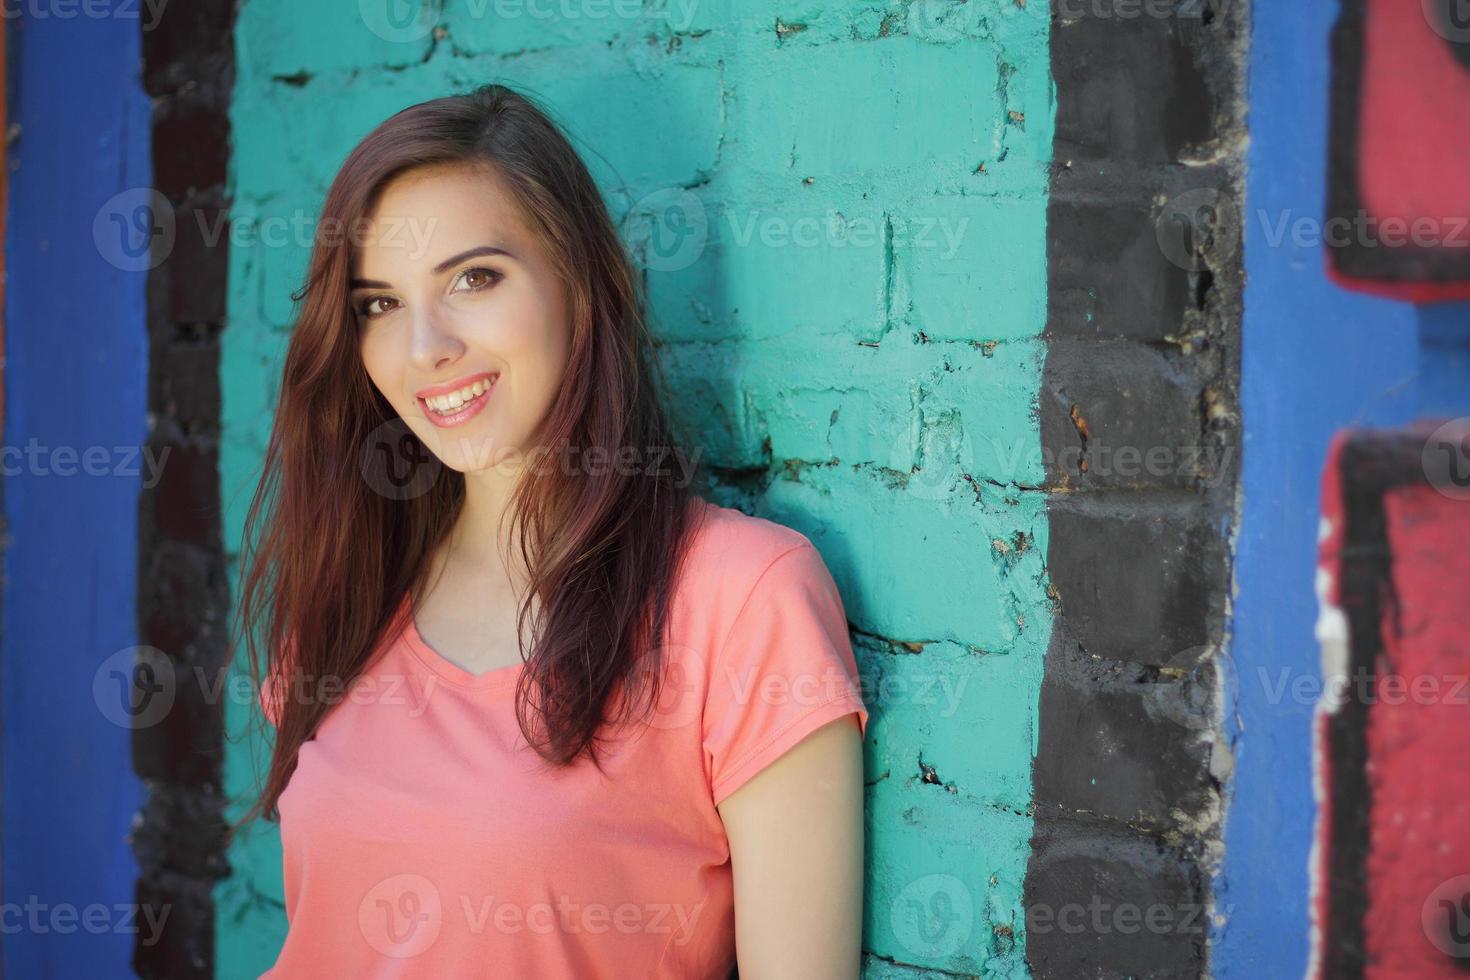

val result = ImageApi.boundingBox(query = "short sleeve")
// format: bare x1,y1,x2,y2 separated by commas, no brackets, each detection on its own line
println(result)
704,542,869,807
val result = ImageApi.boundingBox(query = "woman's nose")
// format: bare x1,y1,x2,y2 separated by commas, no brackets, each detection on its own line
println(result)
407,303,465,373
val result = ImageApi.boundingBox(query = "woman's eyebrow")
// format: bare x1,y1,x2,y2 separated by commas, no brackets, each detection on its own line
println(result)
349,244,518,290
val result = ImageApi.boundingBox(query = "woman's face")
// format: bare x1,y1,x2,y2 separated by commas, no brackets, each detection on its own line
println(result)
352,162,572,476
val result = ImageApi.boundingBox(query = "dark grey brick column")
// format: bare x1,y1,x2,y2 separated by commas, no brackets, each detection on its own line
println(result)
1024,2,1248,976
133,2,237,976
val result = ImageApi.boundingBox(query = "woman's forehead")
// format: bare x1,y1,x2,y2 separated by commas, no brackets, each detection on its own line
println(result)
382,170,509,222
354,165,536,275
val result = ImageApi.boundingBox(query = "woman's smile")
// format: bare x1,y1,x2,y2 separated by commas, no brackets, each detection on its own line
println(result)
416,371,499,428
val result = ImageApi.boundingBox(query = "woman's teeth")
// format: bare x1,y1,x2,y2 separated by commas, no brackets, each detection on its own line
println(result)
425,378,492,415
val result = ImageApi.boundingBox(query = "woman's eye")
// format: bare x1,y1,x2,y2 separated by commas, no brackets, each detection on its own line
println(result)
354,268,498,321
356,295,398,320
455,266,503,291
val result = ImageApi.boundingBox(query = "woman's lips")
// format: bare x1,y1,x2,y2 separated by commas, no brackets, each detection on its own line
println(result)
415,370,498,400
418,378,495,428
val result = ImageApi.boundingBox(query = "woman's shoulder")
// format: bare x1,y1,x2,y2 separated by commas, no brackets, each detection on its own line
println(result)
684,497,819,577
677,497,830,619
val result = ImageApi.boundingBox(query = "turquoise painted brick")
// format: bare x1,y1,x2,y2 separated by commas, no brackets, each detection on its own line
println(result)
443,0,710,53
729,36,1000,178
228,78,446,203
659,336,1046,486
864,793,1032,977
455,54,726,192
653,341,766,468
764,0,1000,46
759,467,1049,653
225,91,304,204
236,0,436,76
680,0,1005,40
932,339,1049,487
901,197,1048,342
638,192,891,343
248,204,316,329
758,381,883,464
859,638,1045,811
639,186,1052,345
219,325,285,552
234,69,459,196
746,3,1055,169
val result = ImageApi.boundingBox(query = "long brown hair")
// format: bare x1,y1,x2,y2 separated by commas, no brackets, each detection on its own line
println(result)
225,82,707,841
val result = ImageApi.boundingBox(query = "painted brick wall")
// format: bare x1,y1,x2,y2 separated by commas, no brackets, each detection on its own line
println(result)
215,2,1054,978
2,7,152,978
134,4,239,977
1217,3,1470,976
1312,428,1470,977
1027,3,1247,977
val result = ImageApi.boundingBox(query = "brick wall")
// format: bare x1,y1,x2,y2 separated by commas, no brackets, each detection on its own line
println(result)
134,3,238,977
1026,2,1247,976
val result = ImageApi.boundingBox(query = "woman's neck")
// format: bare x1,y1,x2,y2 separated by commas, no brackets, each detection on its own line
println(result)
446,462,531,592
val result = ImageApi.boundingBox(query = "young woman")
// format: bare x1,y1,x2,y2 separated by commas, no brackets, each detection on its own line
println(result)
227,83,869,978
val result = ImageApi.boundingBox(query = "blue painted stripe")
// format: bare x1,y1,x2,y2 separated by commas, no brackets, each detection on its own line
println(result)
3,9,151,977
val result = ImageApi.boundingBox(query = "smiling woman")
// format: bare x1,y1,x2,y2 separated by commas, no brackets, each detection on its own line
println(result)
226,83,867,979
350,163,570,463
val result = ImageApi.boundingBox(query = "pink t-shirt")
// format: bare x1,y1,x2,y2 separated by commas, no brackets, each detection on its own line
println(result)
257,498,869,978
